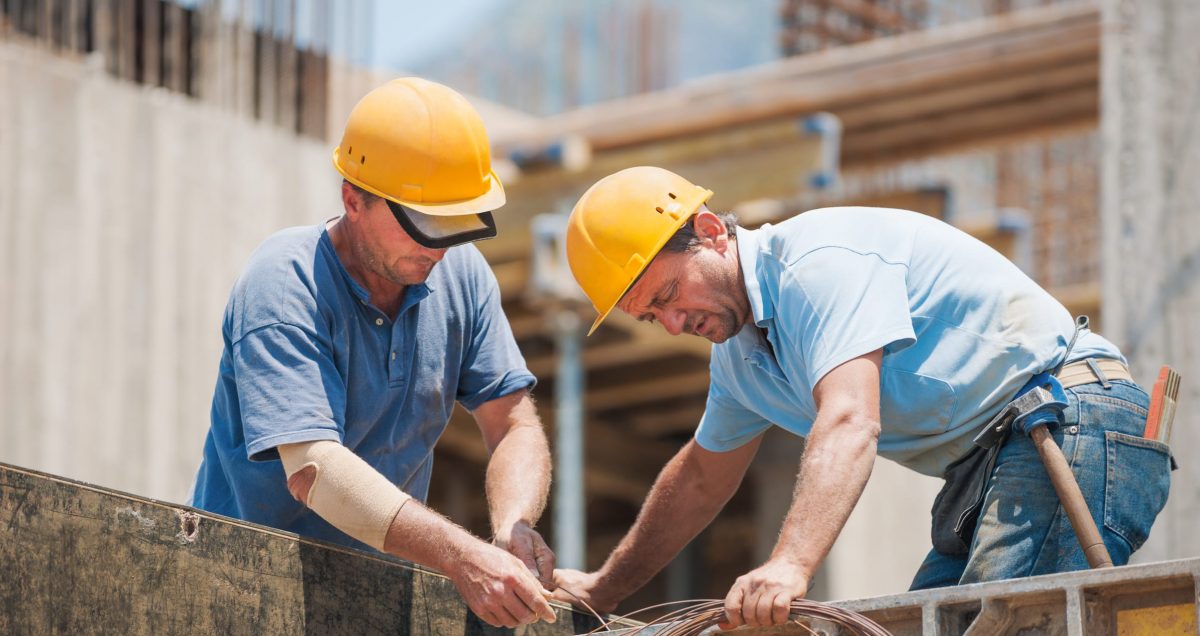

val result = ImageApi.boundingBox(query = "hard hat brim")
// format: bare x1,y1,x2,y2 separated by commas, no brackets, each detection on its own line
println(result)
585,186,715,336
332,149,507,217
399,172,507,217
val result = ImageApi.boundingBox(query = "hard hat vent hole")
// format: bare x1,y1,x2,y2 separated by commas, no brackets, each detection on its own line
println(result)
361,155,366,164
668,192,677,199
655,207,664,213
348,146,353,155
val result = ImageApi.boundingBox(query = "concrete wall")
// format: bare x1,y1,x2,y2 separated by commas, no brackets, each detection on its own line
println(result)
0,42,339,502
1101,0,1200,563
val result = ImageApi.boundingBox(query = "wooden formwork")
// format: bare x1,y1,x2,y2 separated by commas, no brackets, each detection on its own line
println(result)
0,461,636,635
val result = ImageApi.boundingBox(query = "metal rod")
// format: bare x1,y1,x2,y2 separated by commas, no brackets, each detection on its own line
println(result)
553,309,586,570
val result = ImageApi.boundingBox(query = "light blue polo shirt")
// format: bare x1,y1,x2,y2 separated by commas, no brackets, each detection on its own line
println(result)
189,223,534,550
695,207,1122,476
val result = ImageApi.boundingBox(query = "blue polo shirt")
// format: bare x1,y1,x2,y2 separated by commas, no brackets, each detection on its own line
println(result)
695,207,1122,476
188,224,535,550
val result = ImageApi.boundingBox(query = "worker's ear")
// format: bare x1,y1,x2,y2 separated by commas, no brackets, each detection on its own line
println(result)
341,181,368,218
692,209,730,251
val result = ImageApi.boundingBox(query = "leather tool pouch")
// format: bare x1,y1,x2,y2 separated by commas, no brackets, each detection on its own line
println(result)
930,438,1005,556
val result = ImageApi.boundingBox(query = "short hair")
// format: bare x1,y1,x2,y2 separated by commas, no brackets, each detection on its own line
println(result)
661,209,739,254
343,179,381,206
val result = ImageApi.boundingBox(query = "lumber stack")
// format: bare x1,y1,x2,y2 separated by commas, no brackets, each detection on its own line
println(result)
494,2,1099,166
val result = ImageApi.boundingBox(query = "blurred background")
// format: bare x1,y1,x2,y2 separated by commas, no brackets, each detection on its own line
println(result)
1,0,1196,616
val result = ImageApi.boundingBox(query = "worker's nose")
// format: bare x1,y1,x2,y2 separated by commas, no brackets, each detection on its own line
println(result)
660,310,686,336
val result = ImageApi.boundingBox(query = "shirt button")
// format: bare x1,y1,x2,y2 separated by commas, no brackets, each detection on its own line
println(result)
391,352,397,360
375,318,384,326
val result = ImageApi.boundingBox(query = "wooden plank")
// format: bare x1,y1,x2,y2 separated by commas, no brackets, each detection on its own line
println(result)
586,368,711,412
842,84,1097,164
437,410,652,504
0,462,630,634
493,3,1099,153
835,58,1100,130
525,338,709,379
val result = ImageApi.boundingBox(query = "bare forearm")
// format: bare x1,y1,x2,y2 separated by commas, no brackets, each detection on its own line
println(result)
382,497,480,570
486,424,551,531
771,418,877,573
596,443,739,601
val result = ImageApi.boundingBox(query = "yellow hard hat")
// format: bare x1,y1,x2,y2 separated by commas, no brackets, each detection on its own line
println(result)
333,77,504,247
566,166,714,335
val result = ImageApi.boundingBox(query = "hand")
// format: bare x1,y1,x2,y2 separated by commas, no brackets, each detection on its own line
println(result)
722,558,810,629
493,520,556,587
445,540,557,628
550,569,619,615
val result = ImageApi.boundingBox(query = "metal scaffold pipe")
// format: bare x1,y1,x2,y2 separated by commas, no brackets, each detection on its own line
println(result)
553,308,586,571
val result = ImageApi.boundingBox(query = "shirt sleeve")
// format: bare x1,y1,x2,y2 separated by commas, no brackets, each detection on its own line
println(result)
694,355,773,452
233,322,345,461
456,269,537,411
780,246,916,388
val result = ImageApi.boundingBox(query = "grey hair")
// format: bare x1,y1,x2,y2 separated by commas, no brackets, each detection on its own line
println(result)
660,209,739,254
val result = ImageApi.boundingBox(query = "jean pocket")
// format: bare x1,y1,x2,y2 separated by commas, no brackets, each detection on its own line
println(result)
1103,432,1171,551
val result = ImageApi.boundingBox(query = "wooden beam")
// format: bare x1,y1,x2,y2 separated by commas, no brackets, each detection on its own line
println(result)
1050,282,1101,327
525,337,709,379
835,58,1099,130
843,84,1097,164
626,403,708,437
586,368,711,413
492,3,1099,152
436,408,654,505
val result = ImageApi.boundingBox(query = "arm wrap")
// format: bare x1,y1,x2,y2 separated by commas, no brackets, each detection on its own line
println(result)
278,440,411,551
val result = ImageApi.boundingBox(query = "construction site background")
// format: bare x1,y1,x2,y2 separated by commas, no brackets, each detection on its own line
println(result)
1,0,1196,618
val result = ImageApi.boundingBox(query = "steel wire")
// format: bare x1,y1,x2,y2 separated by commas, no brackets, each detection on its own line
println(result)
582,597,892,636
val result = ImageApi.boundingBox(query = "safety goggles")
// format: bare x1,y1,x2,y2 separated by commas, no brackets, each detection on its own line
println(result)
387,200,498,249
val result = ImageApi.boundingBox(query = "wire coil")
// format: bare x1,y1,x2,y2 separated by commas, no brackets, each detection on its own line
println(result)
573,596,892,635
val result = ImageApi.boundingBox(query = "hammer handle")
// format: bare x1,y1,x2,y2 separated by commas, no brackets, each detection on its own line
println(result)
1029,424,1114,569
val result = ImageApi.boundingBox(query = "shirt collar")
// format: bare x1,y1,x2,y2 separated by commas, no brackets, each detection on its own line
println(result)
735,225,774,326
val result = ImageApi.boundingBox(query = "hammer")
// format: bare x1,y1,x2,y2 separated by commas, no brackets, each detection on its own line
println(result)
1012,376,1113,568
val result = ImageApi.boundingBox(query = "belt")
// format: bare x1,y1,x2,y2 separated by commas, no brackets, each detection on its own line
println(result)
973,358,1132,448
1057,358,1132,389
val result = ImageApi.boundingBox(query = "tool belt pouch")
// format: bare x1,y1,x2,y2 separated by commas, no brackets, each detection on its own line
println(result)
930,441,1003,556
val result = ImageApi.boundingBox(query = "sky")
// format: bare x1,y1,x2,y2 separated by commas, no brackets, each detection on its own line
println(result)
372,0,511,71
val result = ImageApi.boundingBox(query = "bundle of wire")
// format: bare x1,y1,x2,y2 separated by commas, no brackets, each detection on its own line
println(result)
571,596,892,635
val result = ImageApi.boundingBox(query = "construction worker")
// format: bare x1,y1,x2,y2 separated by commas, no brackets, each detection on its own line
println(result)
552,166,1172,627
187,78,556,629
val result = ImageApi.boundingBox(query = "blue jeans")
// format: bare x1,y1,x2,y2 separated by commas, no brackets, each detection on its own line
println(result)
910,379,1173,590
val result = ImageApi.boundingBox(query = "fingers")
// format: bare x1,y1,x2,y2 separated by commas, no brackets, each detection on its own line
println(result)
531,535,556,585
726,581,794,628
723,584,746,629
512,577,558,624
456,547,560,629
771,591,792,625
471,594,522,629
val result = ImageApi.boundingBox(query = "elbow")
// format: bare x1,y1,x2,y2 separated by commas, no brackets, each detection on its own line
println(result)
819,410,880,455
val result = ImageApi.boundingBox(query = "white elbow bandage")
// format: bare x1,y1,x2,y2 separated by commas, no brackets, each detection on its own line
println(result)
278,440,411,551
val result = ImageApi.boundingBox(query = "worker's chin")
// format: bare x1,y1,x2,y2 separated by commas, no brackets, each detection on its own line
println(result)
697,323,735,344
704,330,734,344
388,262,437,285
